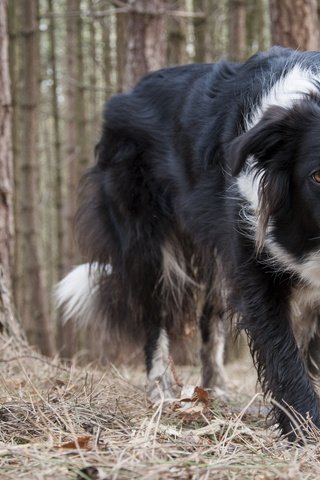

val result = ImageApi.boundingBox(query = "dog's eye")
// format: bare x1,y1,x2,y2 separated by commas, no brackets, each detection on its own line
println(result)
312,171,320,183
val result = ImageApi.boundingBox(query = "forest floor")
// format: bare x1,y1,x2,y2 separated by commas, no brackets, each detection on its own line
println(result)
1,334,320,480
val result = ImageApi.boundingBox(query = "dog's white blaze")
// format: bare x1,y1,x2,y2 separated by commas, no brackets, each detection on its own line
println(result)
147,328,174,401
54,263,112,327
245,64,318,131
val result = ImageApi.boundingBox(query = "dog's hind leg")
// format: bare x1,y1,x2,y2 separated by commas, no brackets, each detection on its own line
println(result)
199,301,227,397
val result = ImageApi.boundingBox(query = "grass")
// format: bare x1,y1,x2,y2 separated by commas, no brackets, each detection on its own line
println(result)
1,333,320,479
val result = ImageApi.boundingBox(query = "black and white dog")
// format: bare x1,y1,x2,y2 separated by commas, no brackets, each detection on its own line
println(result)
56,46,320,440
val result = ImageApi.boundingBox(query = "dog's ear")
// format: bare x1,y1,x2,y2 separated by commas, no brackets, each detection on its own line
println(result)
228,105,302,250
228,106,291,177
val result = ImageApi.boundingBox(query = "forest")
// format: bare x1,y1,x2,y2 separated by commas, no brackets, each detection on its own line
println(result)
1,0,320,479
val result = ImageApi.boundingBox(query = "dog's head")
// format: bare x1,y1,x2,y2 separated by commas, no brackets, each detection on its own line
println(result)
229,99,320,252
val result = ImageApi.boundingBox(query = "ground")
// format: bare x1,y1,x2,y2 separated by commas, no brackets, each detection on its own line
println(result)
1,334,320,480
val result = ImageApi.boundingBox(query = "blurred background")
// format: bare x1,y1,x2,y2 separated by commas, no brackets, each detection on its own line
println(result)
0,0,319,363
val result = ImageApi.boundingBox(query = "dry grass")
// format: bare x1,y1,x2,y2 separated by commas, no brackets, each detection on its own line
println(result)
1,334,320,480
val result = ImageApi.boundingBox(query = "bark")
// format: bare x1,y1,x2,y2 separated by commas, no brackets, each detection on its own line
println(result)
256,0,270,51
0,2,25,344
14,0,55,356
206,0,229,62
48,0,63,280
64,0,79,271
122,0,167,90
193,0,207,63
101,6,115,99
0,0,14,284
228,0,247,61
0,265,25,341
116,6,128,91
167,0,187,66
269,0,319,50
89,0,99,141
61,0,82,358
76,5,89,175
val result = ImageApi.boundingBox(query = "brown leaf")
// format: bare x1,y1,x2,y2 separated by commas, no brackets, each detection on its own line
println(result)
193,386,209,405
56,435,92,450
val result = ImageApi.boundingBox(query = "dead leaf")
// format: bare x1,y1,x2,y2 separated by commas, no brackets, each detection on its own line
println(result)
193,386,209,405
56,435,92,450
176,385,210,415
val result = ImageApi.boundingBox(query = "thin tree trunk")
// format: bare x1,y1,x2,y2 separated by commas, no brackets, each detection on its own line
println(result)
167,0,187,66
205,0,229,62
0,0,14,285
65,0,79,272
48,0,63,281
228,0,247,61
60,0,82,358
15,0,55,356
193,0,207,63
88,0,99,142
122,0,167,90
116,6,128,91
269,0,319,50
257,0,270,51
76,4,89,175
0,0,21,340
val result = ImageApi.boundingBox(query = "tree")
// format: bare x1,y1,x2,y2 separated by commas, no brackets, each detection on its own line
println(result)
228,0,247,61
269,0,319,50
0,0,14,284
193,0,208,63
47,0,63,281
0,0,25,341
121,0,167,90
246,0,270,55
13,0,55,356
167,0,187,66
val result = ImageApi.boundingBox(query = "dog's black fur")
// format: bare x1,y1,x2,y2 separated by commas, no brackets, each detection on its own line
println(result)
60,47,320,440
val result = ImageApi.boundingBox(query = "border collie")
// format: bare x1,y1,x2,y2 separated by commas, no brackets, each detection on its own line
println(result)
56,47,320,440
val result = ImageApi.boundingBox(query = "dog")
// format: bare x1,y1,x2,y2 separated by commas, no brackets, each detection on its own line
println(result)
56,46,320,440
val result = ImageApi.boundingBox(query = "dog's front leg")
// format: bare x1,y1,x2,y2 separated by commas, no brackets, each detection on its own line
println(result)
199,301,227,396
239,271,320,440
144,322,175,403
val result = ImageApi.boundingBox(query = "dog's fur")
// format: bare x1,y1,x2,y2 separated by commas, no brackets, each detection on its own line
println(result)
56,47,320,440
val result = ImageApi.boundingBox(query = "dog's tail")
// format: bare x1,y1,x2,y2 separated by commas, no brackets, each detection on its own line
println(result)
54,263,112,328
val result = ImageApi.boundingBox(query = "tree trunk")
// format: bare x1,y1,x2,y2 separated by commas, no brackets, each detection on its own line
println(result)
116,5,128,92
228,0,247,61
269,0,319,50
48,0,63,281
14,0,55,356
0,0,14,285
0,0,26,342
167,0,187,66
88,0,99,142
205,0,229,62
122,0,167,90
76,6,89,175
58,0,82,358
193,0,207,63
64,0,79,273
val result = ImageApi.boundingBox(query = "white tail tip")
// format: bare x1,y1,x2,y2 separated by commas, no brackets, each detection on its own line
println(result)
54,263,112,327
